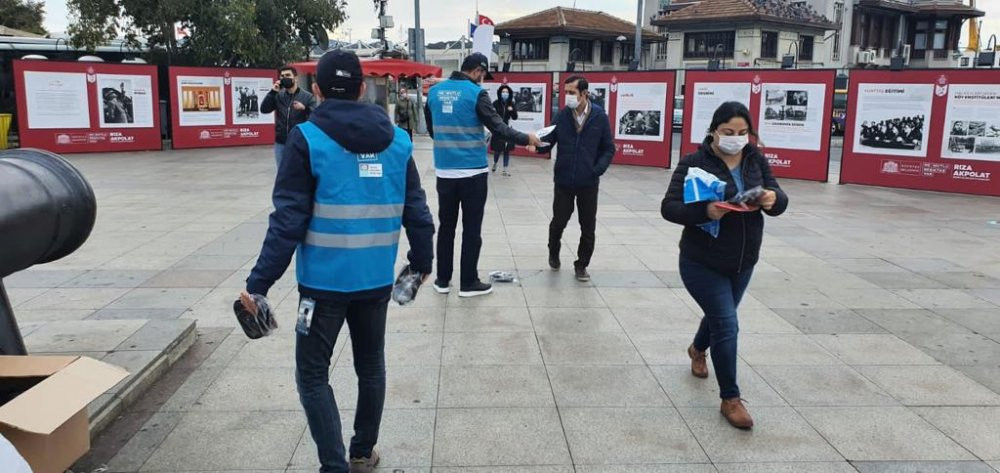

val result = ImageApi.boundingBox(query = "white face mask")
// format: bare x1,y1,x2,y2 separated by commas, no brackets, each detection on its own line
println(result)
716,133,749,155
565,94,579,110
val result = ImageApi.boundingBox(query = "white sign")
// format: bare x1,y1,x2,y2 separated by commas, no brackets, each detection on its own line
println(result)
96,74,155,128
940,84,1000,162
23,71,91,129
231,77,275,126
757,82,827,151
853,83,933,158
615,82,667,142
483,82,548,135
177,76,225,126
690,82,750,144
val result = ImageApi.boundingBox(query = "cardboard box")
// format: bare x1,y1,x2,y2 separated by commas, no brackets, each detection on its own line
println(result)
0,356,128,473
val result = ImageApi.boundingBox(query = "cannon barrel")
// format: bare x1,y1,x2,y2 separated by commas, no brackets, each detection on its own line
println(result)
0,149,97,355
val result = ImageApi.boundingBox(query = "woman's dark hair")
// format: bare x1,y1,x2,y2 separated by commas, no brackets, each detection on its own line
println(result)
708,101,758,139
497,84,514,99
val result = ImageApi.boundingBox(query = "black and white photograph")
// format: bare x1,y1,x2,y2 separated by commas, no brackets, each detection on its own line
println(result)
968,121,987,137
765,89,785,105
948,136,976,154
515,86,544,113
97,73,154,128
974,137,1000,154
951,120,969,136
231,78,275,125
101,80,135,125
589,86,608,110
858,115,925,151
757,82,827,151
940,83,1000,162
618,110,661,136
763,105,807,121
986,124,1000,137
234,86,260,119
786,90,808,106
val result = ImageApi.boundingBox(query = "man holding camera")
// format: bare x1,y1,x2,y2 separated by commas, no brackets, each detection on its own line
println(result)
261,65,319,167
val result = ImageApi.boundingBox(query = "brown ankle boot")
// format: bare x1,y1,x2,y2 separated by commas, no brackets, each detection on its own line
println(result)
688,344,709,379
721,398,754,429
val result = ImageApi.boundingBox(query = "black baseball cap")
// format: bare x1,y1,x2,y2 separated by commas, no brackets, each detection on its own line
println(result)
316,49,364,96
461,52,494,80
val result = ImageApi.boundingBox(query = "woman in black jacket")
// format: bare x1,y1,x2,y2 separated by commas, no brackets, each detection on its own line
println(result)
661,101,789,430
490,85,518,176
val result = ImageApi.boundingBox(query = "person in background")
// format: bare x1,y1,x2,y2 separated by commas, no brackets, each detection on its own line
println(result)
424,52,542,297
490,84,518,176
531,75,615,282
660,101,788,430
241,50,435,473
261,66,319,167
395,86,418,140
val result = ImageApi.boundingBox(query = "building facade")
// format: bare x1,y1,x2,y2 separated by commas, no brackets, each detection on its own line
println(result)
495,7,666,72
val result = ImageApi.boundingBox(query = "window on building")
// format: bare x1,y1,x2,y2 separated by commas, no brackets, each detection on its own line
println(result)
914,20,928,49
833,2,843,60
683,31,736,59
761,31,778,58
569,39,594,62
933,19,947,49
799,35,814,61
621,43,635,64
512,38,549,60
600,41,614,64
657,42,670,60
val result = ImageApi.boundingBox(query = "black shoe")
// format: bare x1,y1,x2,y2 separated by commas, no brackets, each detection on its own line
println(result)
349,450,380,473
549,254,561,270
575,266,591,282
459,280,493,297
433,279,450,294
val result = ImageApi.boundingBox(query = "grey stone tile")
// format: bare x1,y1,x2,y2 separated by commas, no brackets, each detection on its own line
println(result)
852,461,997,473
444,306,534,332
13,309,95,323
88,308,187,320
385,307,445,333
547,365,669,407
437,467,574,473
171,254,254,270
820,288,920,309
290,409,435,468
448,285,527,308
756,365,897,407
530,307,624,333
522,286,607,307
970,288,1000,306
115,319,195,352
680,407,843,462
798,407,975,461
750,289,846,310
105,287,212,310
653,270,686,288
739,334,839,365
331,365,439,409
888,258,968,273
598,287,685,308
953,365,1000,395
922,272,1000,289
738,309,801,333
140,410,304,471
576,466,717,473
560,407,707,464
914,407,1000,460
229,331,298,368
775,309,887,334
105,411,185,472
629,331,699,365
432,408,571,466
893,289,997,310
340,332,442,367
810,334,940,365
588,270,666,288
537,332,643,365
827,258,907,273
3,269,85,288
101,349,161,395
140,269,235,288
650,364,788,407
714,462,857,473
854,271,949,290
17,287,130,310
855,309,972,335
438,365,554,408
193,367,299,411
25,319,146,352
990,461,1000,472
934,309,1000,335
441,332,541,365
857,365,1000,406
611,306,699,334
5,287,47,308
895,332,1000,366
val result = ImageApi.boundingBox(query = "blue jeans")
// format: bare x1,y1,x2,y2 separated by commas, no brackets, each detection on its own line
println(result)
493,149,510,168
679,255,754,400
274,143,285,168
295,295,388,472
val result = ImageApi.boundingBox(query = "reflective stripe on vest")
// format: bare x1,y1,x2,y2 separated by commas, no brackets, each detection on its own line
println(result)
294,120,411,293
428,79,488,170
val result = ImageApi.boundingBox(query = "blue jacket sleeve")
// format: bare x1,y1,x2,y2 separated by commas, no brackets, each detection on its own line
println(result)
402,157,435,274
594,113,616,176
246,127,315,296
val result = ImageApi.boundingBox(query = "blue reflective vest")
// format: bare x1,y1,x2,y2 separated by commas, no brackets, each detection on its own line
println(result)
295,121,411,293
427,79,487,170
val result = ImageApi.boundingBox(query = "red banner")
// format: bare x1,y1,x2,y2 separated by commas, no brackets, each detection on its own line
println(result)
168,66,276,149
841,69,1000,197
483,72,554,159
13,60,162,153
681,70,835,182
556,71,676,168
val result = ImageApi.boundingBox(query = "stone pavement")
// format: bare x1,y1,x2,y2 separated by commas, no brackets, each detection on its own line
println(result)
6,137,1000,473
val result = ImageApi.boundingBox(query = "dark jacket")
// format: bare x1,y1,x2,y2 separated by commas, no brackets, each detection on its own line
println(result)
260,87,319,144
395,95,418,130
537,103,616,189
424,71,530,147
246,99,435,301
490,85,518,152
660,139,789,276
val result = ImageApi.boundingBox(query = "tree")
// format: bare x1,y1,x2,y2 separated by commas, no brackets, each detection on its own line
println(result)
67,0,346,67
0,0,48,35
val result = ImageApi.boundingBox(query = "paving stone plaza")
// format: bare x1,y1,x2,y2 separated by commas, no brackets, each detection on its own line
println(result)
7,138,1000,472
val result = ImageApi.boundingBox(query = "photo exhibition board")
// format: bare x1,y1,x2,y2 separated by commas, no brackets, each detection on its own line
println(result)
682,70,835,182
483,72,553,159
13,60,161,153
168,66,276,149
556,71,676,168
841,69,1000,197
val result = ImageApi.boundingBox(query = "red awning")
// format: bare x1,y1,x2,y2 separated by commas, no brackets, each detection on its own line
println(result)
289,58,442,79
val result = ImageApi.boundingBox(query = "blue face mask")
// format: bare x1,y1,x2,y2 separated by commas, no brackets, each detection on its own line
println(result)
501,92,510,101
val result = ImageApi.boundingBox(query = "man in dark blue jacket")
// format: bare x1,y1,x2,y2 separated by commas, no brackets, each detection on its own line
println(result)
241,50,434,473
534,75,616,281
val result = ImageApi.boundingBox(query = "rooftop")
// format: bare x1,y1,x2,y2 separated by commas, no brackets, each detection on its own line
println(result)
496,7,665,42
857,0,985,16
652,0,836,29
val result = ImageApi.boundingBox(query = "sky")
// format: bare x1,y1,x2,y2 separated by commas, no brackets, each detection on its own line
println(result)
42,0,1000,46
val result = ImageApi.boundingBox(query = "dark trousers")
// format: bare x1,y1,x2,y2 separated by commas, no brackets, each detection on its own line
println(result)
402,127,413,141
296,295,389,473
493,149,510,168
679,255,754,400
436,173,487,286
548,184,598,269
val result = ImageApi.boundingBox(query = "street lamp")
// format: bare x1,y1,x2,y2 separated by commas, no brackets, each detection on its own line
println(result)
782,41,799,69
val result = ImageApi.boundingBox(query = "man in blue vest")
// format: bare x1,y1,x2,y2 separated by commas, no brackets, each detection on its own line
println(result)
241,50,435,473
424,52,542,297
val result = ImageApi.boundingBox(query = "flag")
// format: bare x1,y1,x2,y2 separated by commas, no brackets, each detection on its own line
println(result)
478,15,494,26
470,23,477,37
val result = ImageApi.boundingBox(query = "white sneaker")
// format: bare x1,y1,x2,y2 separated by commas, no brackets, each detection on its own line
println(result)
433,280,450,294
458,281,493,298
